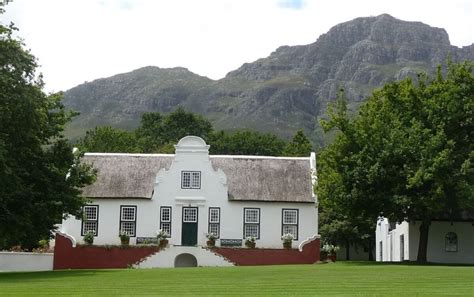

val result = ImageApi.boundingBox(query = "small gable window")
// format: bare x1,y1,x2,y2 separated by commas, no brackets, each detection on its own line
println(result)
445,232,458,252
181,171,201,189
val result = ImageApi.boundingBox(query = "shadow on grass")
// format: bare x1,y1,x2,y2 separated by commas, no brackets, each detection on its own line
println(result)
0,269,123,283
336,260,474,267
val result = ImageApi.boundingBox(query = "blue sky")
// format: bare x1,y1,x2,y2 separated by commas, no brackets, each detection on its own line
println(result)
3,0,473,92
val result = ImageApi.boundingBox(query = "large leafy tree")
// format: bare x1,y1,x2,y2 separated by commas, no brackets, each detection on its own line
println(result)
0,6,96,250
317,62,474,262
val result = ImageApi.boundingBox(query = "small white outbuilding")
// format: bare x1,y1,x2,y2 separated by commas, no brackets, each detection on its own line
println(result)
375,217,474,264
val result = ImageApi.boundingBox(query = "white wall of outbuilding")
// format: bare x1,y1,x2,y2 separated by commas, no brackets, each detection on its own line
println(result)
376,218,474,264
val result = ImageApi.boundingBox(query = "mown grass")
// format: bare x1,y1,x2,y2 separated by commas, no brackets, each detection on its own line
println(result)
0,262,473,296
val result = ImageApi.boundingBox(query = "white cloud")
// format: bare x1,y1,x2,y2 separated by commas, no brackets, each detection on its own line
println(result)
3,0,473,92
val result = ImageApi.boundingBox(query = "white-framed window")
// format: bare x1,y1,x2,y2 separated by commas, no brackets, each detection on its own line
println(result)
120,205,137,237
181,171,201,189
183,207,198,223
82,205,99,236
282,209,299,240
445,232,458,252
208,207,220,238
243,208,260,239
160,206,172,236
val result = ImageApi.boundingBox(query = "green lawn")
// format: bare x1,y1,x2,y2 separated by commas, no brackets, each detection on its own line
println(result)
0,262,473,296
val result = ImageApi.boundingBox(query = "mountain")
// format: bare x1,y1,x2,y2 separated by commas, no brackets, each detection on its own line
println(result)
63,14,474,144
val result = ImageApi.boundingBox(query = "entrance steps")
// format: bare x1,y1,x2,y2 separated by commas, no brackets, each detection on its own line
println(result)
135,245,234,268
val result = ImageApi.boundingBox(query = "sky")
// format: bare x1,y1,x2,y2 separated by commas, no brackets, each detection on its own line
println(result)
3,0,474,92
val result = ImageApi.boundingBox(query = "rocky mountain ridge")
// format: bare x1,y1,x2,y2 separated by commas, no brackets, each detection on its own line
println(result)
64,14,474,144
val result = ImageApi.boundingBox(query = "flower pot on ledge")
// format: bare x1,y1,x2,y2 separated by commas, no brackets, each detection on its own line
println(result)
120,238,130,246
159,239,169,248
207,240,215,248
245,242,256,248
283,241,292,249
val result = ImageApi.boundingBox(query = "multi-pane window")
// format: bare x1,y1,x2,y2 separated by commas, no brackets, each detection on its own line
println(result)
82,205,99,236
160,207,172,236
208,208,220,238
243,208,260,239
181,171,201,189
445,232,458,252
183,208,198,223
120,206,137,237
282,209,298,240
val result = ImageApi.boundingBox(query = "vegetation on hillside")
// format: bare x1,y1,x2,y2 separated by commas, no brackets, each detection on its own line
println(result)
76,107,313,157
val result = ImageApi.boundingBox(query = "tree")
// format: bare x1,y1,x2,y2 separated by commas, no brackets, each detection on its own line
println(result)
208,130,286,156
317,63,474,262
282,129,312,157
77,126,138,153
135,107,213,152
0,6,96,250
316,90,376,259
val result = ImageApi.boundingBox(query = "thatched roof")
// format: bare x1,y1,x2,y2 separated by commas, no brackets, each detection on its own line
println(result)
211,156,313,203
81,153,314,203
81,154,173,199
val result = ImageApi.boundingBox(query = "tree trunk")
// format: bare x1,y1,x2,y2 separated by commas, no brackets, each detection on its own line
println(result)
367,238,374,261
417,220,431,263
345,240,350,260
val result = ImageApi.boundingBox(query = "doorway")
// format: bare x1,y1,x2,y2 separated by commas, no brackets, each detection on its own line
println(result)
182,207,198,246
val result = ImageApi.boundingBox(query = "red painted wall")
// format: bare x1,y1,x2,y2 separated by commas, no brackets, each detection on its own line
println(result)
53,233,159,270
213,238,320,265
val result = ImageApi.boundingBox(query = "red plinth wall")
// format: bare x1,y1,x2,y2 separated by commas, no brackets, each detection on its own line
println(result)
53,233,159,270
213,237,320,265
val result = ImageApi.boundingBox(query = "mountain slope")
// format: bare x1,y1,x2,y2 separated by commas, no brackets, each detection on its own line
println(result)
64,14,474,143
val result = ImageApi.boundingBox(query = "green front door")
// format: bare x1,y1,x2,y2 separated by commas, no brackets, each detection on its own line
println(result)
182,207,198,246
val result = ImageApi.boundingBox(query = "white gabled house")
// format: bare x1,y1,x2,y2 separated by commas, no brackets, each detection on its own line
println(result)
60,136,319,261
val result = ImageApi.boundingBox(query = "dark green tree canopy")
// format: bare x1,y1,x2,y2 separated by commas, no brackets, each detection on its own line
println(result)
208,130,286,156
77,126,138,153
283,129,312,157
0,8,96,250
135,107,213,153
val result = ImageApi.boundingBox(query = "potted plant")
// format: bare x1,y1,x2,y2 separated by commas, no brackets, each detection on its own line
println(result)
281,233,294,249
119,231,130,245
321,243,339,262
157,229,169,248
206,233,217,247
245,236,256,248
83,230,94,245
